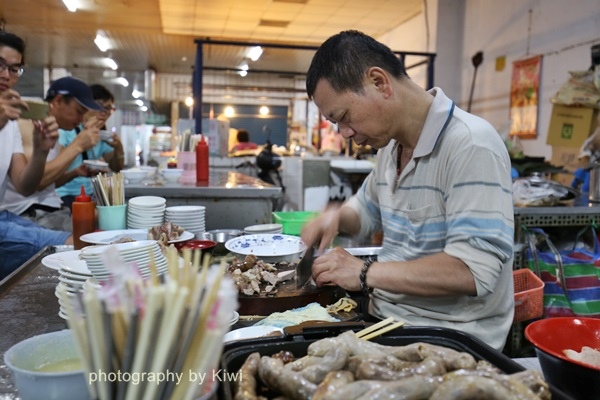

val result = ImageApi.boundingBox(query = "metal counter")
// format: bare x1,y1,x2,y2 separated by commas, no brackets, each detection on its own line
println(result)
125,170,282,231
0,246,66,399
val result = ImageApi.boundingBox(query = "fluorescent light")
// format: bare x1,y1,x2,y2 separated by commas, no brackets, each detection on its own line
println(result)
94,30,110,52
259,106,269,116
135,99,144,106
239,70,247,77
131,89,142,98
116,77,129,87
240,62,249,71
61,0,77,12
248,46,263,61
105,58,118,70
140,106,148,112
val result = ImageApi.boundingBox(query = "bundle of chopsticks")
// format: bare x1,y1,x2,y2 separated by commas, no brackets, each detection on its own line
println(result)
355,317,405,341
60,246,237,400
91,172,124,206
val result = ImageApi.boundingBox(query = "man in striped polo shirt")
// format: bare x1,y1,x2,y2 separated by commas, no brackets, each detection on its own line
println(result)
302,30,514,351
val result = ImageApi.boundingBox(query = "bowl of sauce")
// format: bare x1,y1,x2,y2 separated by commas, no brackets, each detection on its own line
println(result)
4,329,90,400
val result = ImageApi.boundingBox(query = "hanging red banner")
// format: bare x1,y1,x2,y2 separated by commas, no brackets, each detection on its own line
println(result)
510,54,543,139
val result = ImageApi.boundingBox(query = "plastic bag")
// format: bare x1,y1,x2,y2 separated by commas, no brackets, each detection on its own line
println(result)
513,175,570,207
551,70,600,108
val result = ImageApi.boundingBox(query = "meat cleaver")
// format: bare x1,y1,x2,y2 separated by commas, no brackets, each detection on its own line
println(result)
295,246,315,289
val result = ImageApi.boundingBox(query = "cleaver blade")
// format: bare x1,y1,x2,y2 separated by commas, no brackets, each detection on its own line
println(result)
295,247,315,289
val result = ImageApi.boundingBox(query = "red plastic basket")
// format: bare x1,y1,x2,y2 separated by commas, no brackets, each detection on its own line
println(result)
513,268,545,323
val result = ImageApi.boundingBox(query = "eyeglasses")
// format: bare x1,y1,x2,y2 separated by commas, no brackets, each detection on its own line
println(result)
0,59,24,78
99,103,116,114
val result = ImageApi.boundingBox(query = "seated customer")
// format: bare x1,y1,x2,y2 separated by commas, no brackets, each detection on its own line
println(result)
230,129,258,153
0,84,105,231
0,31,72,280
54,81,124,210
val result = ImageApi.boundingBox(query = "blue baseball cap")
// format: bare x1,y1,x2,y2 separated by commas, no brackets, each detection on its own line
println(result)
45,76,103,111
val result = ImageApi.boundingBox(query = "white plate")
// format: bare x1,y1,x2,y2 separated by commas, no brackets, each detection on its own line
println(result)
225,234,306,262
80,240,156,257
243,223,283,233
128,196,166,208
165,205,206,213
83,160,109,169
223,326,284,343
79,229,149,244
41,251,87,272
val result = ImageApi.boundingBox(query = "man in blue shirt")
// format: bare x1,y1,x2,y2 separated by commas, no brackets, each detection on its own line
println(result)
50,79,123,209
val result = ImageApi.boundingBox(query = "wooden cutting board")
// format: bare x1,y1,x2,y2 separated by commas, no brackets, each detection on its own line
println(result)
237,279,346,315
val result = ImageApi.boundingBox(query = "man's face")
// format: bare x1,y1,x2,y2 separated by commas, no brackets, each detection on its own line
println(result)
0,45,23,93
84,99,114,125
312,77,392,150
50,96,88,131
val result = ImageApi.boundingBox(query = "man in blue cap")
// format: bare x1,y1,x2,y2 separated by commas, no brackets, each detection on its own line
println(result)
47,77,123,209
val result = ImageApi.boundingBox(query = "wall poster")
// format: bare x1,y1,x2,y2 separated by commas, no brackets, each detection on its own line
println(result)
509,54,543,139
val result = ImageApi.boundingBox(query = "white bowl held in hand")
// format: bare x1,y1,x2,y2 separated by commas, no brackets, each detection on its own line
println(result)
161,168,183,183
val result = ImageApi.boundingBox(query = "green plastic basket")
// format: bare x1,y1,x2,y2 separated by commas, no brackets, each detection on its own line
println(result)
272,211,318,236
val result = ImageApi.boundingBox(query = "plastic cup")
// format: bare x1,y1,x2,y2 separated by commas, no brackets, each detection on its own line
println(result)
97,205,127,231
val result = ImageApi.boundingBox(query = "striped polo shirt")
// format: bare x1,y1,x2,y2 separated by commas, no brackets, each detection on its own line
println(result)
346,87,515,350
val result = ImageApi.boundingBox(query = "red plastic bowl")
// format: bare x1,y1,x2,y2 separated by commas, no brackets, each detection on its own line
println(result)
174,239,216,253
525,317,600,399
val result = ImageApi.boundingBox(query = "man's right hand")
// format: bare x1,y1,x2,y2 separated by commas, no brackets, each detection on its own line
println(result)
73,124,100,152
0,89,28,129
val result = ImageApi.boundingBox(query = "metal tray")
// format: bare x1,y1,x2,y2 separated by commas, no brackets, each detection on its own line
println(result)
219,323,573,400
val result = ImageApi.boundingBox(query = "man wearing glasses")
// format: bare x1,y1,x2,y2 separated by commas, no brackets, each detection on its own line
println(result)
2,76,106,231
0,31,71,280
55,82,124,209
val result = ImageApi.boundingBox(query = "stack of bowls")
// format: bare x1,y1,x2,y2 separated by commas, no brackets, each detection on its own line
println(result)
243,223,283,235
127,196,165,229
55,261,93,320
79,240,168,282
165,205,206,236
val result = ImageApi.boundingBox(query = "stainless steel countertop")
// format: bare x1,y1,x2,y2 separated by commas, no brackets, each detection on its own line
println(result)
125,170,282,199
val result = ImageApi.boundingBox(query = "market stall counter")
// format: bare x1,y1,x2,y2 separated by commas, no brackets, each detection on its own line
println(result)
125,170,282,231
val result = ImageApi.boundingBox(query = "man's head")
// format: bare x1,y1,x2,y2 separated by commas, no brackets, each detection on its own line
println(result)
88,84,115,123
45,76,102,130
0,31,25,93
237,129,250,143
306,31,410,149
306,30,407,99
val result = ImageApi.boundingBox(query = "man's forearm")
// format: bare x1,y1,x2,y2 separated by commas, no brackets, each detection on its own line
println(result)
39,144,85,189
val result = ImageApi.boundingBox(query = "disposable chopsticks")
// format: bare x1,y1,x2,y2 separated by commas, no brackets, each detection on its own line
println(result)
355,317,405,341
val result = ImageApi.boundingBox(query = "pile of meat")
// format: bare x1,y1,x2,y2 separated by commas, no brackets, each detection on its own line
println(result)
234,330,551,400
227,254,293,296
147,221,185,245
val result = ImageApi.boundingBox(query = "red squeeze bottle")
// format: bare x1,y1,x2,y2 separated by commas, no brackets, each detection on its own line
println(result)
72,185,96,250
195,135,209,182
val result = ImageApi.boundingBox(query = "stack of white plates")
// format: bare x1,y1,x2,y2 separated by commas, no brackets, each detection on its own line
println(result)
243,223,283,235
55,260,94,320
79,240,169,282
127,196,166,229
165,205,206,236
